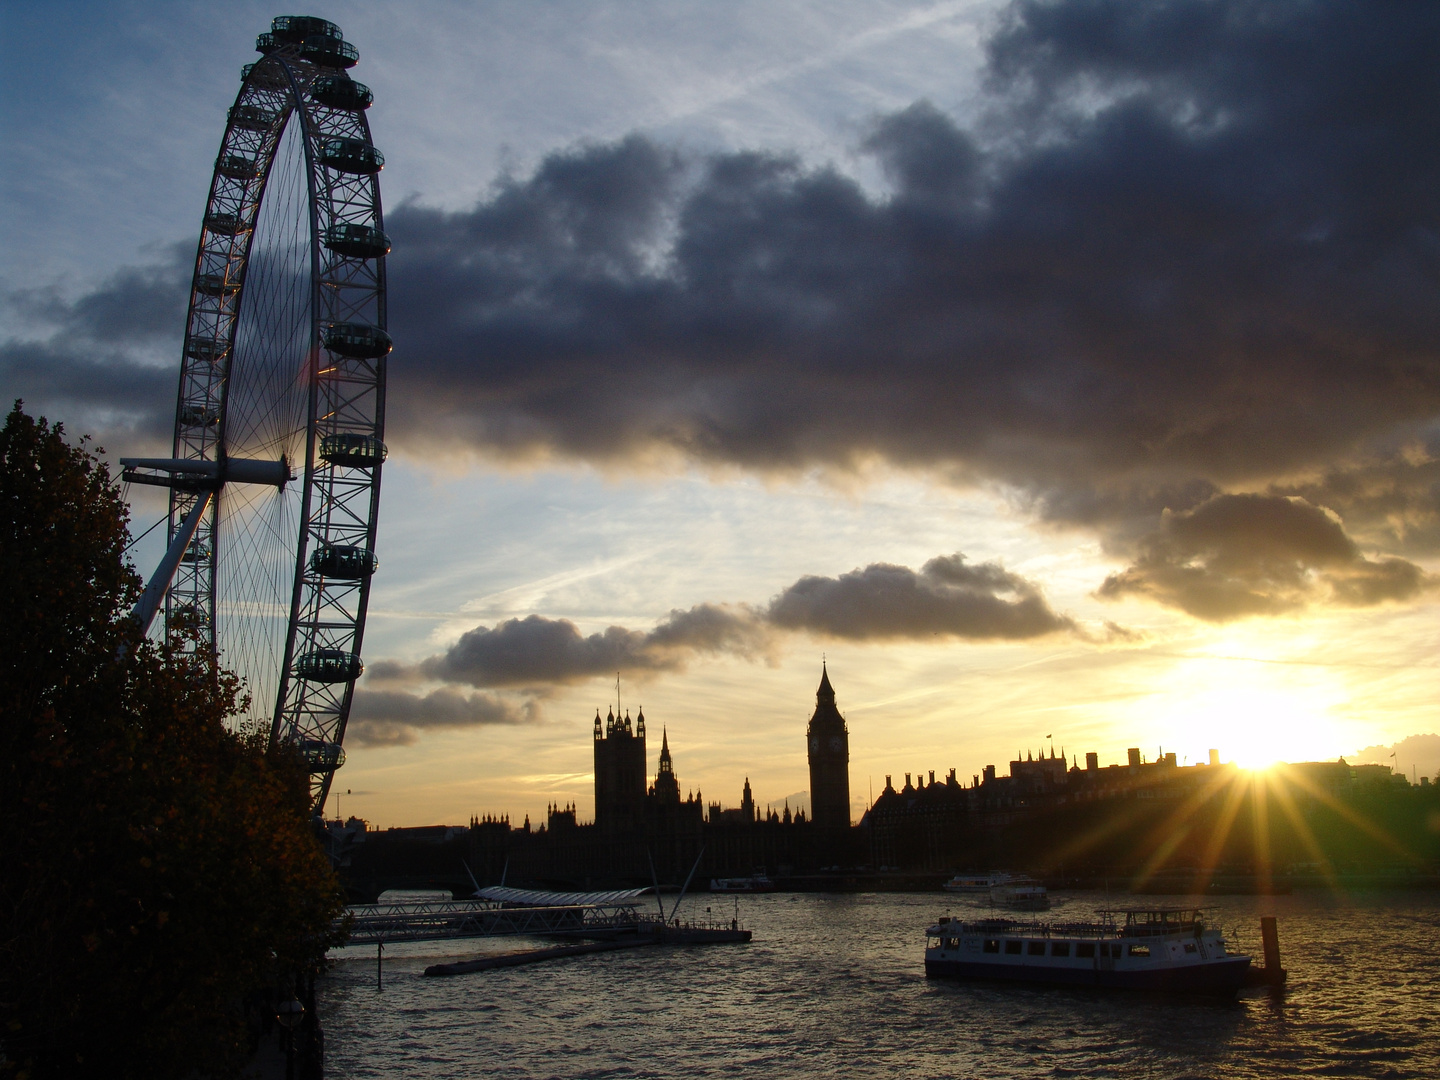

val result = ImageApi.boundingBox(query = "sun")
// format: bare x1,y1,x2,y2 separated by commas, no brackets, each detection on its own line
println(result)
1152,667,1359,771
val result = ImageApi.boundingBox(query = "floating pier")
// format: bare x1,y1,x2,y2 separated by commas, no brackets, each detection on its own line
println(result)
340,898,645,946
425,939,654,976
422,921,752,977
421,918,752,977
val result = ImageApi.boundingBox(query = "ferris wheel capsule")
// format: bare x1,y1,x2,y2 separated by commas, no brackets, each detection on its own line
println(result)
323,322,392,358
311,545,378,579
324,223,390,258
320,433,388,468
311,76,373,111
301,35,360,69
298,739,347,774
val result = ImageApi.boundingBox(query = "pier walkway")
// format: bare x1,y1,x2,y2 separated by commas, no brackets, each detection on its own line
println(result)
340,898,645,946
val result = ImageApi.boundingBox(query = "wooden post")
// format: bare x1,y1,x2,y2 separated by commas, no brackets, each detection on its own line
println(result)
1260,916,1281,973
377,940,383,991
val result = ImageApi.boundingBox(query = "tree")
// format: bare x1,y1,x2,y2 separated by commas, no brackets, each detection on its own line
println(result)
0,404,345,1079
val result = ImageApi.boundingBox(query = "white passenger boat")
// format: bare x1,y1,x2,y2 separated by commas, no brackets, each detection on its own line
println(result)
943,872,1013,893
925,907,1251,994
709,873,776,893
990,876,1050,911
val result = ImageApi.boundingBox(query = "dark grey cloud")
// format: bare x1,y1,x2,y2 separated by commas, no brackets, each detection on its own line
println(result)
769,554,1073,640
0,342,173,443
1268,449,1440,559
0,252,188,450
6,1,1439,572
409,603,770,690
1096,493,1435,621
384,553,1072,691
346,687,536,747
368,0,1440,552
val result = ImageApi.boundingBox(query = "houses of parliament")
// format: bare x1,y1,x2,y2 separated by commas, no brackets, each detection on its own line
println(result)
466,665,854,887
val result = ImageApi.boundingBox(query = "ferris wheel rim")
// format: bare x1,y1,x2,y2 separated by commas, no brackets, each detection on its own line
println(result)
161,19,389,812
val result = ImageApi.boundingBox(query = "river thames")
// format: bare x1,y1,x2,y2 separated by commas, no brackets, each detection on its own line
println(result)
319,890,1438,1078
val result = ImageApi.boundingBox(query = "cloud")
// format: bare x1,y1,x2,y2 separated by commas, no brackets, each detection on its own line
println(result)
1096,493,1435,622
346,687,536,747
368,0,1440,543
0,253,188,451
1351,733,1440,782
768,554,1074,640
0,340,174,450
1268,446,1440,557
5,1,1439,564
407,602,770,689
385,553,1072,691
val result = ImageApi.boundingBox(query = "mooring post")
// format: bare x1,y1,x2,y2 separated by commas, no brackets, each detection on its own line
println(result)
1260,916,1281,974
377,940,384,991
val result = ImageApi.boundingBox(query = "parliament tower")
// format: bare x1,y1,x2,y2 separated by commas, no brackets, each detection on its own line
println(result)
594,705,647,834
806,663,851,828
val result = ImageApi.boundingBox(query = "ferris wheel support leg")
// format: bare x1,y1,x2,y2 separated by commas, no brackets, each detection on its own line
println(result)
132,492,213,638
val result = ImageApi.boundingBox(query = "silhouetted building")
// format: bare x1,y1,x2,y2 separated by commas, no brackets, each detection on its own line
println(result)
547,802,578,829
867,769,967,870
643,731,705,883
649,728,680,803
807,663,851,828
594,705,647,834
709,777,757,824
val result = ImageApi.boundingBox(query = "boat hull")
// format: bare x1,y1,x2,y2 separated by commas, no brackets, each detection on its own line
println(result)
924,955,1251,995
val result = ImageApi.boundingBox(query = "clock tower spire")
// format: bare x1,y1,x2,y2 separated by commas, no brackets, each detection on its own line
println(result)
806,662,851,828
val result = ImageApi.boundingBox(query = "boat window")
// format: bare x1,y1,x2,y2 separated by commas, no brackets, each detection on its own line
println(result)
946,938,960,950
1129,944,1151,957
1027,941,1046,956
1075,943,1095,958
1184,942,1197,953
1005,940,1022,955
983,939,1000,954
1051,942,1070,957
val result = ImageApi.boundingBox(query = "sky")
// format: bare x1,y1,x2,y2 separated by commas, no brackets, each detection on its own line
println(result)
3,0,1438,828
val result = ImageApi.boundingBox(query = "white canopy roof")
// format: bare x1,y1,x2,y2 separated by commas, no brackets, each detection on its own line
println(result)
474,885,652,907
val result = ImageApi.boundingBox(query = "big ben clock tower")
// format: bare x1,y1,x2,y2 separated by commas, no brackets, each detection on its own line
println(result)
806,663,851,828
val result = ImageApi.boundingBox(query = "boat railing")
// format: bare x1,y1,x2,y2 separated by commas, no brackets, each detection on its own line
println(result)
946,919,1206,939
640,912,747,934
936,917,1122,939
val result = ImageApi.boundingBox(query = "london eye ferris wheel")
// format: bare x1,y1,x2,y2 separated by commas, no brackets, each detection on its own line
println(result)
122,16,389,814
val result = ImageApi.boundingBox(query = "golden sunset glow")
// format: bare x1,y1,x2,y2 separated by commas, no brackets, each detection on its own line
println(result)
3,2,1436,829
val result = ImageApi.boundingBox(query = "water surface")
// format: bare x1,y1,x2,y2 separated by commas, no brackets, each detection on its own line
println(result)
320,890,1439,1078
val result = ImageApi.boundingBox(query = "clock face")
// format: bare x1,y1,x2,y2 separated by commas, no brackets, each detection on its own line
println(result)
809,736,820,752
829,736,844,753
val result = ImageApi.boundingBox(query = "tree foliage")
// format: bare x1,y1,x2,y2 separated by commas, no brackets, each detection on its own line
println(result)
0,404,344,1079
